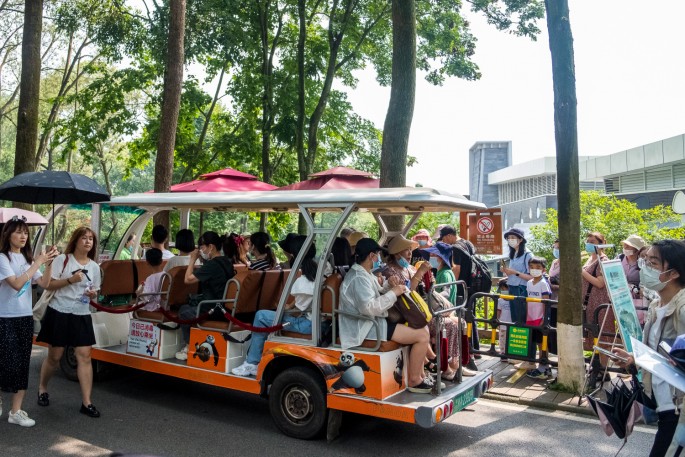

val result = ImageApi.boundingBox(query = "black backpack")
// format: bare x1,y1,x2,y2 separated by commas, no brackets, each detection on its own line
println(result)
454,240,493,295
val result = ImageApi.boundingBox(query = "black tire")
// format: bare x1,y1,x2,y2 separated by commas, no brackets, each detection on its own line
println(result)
59,346,79,382
269,366,328,440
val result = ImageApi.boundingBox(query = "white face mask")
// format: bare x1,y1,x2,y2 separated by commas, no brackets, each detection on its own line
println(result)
639,264,672,292
623,248,636,256
530,269,543,278
429,257,440,269
200,249,210,261
507,238,519,248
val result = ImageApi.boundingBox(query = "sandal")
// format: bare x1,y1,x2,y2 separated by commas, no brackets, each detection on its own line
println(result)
424,358,438,374
37,392,49,407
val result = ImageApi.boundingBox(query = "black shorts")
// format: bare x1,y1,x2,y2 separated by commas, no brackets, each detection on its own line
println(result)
386,319,398,341
37,307,96,347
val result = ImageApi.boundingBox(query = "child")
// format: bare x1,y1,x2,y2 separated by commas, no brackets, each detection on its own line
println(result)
497,279,514,363
525,256,553,380
137,248,165,311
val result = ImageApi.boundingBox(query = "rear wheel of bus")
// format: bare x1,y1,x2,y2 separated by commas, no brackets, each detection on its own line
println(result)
269,366,328,439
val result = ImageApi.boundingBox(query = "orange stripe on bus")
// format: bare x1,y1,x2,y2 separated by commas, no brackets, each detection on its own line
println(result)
327,395,416,424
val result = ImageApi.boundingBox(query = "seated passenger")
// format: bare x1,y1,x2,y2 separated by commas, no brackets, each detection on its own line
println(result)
330,237,352,277
164,229,197,272
232,236,315,377
175,232,235,361
339,238,433,394
224,232,250,268
248,232,279,271
277,233,300,269
118,234,137,260
136,248,165,311
151,225,174,260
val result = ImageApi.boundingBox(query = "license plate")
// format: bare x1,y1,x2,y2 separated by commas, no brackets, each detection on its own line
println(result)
452,387,476,412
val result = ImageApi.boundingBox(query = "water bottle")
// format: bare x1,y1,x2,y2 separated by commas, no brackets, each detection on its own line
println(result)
80,281,93,304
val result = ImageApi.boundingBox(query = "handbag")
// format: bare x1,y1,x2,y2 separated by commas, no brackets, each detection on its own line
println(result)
391,290,432,329
429,289,453,312
33,255,70,321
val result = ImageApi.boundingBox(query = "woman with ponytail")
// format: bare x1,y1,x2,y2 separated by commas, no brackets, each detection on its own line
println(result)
248,232,278,271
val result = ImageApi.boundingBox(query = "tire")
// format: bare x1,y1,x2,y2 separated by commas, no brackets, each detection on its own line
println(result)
269,366,328,440
59,346,79,382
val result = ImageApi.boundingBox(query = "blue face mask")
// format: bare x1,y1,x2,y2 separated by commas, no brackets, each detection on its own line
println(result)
585,242,597,254
372,253,382,270
417,240,427,247
429,257,440,269
398,257,410,269
553,248,560,259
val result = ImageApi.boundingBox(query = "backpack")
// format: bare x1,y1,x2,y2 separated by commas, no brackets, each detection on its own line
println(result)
454,240,493,295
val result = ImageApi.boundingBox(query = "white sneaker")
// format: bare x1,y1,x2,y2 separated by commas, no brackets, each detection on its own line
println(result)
8,410,35,427
175,345,188,361
232,361,258,377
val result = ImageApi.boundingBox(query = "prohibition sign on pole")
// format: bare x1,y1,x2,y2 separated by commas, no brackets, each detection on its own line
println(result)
477,217,494,234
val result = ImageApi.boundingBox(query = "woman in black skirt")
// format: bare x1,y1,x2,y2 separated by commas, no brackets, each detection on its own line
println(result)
0,217,57,427
37,227,102,418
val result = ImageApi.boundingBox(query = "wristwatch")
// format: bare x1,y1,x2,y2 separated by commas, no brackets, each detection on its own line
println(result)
515,273,520,277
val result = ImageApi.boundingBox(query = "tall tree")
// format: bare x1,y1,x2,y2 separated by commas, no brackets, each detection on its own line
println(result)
14,0,43,178
154,0,186,228
545,0,584,391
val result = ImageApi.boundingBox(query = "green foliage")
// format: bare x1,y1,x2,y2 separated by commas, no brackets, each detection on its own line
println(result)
529,191,685,263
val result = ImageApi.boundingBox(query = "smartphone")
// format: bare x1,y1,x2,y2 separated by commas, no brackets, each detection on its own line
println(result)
593,345,629,363
500,259,506,270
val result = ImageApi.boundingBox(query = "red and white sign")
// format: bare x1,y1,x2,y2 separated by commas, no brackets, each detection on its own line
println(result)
477,217,494,235
460,211,503,255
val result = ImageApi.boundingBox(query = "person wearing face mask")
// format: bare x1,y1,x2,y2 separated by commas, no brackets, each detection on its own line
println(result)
523,257,553,380
581,231,613,363
501,228,533,298
613,239,685,457
411,229,433,264
175,231,235,361
384,235,432,295
339,238,433,393
547,239,560,356
619,234,647,325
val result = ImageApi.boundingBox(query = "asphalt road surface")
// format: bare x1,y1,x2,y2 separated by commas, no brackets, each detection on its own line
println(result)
0,347,655,456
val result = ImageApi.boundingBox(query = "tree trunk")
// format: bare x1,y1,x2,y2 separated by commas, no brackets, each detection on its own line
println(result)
545,0,584,392
154,0,186,229
14,0,43,179
380,0,415,231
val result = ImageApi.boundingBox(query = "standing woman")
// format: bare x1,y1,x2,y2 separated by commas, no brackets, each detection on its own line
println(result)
0,217,57,427
36,227,102,418
581,232,612,358
501,228,533,297
620,234,647,325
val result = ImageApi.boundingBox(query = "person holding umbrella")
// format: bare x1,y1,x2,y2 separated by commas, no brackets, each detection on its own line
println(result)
36,227,103,418
0,216,58,427
613,239,685,457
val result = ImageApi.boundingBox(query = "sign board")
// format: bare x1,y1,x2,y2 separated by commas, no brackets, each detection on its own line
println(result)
601,259,643,352
126,320,161,358
459,210,503,255
98,251,113,263
506,326,532,357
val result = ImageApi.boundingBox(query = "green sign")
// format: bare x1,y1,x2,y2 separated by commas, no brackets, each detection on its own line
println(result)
600,259,643,353
507,326,531,357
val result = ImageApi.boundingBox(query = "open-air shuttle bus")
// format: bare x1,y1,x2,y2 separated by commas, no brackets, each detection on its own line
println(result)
35,187,493,440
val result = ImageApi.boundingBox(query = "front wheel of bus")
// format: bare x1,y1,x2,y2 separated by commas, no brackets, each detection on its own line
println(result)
60,346,79,381
269,366,328,439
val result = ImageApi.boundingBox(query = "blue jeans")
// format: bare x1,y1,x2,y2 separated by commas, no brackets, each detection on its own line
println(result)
246,310,311,365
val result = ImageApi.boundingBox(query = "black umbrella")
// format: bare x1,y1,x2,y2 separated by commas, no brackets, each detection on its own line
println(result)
0,170,110,243
586,376,644,441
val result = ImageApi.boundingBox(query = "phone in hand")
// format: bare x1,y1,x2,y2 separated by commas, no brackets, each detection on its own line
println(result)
593,345,629,363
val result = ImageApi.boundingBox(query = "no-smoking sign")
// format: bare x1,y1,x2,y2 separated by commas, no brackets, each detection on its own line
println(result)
477,217,494,234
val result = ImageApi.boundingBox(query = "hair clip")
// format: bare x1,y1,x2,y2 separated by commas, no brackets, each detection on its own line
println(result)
10,215,27,222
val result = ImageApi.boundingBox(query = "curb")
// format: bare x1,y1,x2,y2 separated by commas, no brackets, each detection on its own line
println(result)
482,392,594,417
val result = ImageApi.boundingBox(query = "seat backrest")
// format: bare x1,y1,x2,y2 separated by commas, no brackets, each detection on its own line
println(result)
100,259,161,296
321,273,343,315
165,266,199,309
225,269,291,313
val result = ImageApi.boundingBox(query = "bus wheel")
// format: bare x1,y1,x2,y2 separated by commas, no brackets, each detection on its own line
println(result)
59,346,79,382
269,366,328,439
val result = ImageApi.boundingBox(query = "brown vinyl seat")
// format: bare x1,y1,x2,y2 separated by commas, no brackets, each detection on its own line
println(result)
134,266,199,323
99,260,158,297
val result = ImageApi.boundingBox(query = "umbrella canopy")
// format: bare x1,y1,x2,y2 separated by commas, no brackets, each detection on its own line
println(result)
277,166,379,191
0,208,48,226
0,171,110,205
586,376,644,440
169,167,277,192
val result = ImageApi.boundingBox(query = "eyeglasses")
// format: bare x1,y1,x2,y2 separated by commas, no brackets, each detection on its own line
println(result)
10,215,27,222
638,257,661,270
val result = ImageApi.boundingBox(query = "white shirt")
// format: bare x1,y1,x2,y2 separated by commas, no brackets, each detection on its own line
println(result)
649,305,676,412
0,252,42,318
161,249,174,260
339,263,395,349
49,254,102,316
163,255,199,272
526,278,552,323
291,275,315,320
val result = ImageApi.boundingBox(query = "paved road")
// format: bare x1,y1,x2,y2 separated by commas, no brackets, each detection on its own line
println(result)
1,347,655,456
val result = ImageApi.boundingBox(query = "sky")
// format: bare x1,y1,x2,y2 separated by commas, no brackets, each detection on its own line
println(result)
341,0,685,195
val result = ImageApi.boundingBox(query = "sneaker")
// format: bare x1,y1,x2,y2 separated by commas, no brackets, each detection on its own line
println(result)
231,361,258,377
407,381,432,394
462,367,478,377
37,392,49,407
175,345,188,361
8,410,35,427
526,368,552,380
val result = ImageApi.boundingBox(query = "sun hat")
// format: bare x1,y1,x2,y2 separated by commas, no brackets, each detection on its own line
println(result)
622,234,646,251
424,242,452,267
412,229,432,243
348,231,368,248
503,227,526,241
387,235,418,255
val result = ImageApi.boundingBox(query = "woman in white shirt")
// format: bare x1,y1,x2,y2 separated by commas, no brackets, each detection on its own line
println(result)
0,217,57,427
36,227,102,418
163,229,196,272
